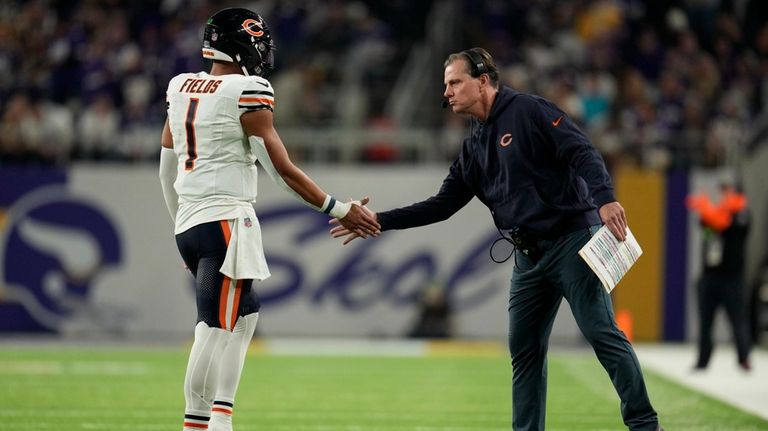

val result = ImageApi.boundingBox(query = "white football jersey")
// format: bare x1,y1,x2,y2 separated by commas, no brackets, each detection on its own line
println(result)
165,72,275,234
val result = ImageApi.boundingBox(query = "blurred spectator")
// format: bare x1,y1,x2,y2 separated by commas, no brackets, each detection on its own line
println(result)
669,93,707,169
544,71,584,123
0,93,35,162
0,0,763,167
76,93,120,160
575,0,625,70
272,57,336,128
118,73,163,161
705,92,750,167
656,70,686,136
614,67,660,167
36,98,76,164
627,25,665,82
689,52,721,106
578,69,614,131
0,92,72,164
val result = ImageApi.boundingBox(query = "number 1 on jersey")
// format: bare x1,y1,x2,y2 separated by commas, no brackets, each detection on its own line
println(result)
184,98,199,171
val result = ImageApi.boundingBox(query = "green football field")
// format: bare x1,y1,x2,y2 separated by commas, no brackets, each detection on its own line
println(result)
0,345,765,430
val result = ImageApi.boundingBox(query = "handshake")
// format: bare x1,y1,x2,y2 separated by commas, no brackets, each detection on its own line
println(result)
331,197,380,245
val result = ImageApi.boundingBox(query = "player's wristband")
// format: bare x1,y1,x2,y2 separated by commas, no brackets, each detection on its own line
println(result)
321,194,351,219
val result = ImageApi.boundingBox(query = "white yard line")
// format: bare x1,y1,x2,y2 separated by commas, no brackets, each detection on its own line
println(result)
262,337,428,356
0,359,148,375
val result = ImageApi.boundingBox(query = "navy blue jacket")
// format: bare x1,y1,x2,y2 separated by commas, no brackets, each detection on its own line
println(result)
378,86,615,238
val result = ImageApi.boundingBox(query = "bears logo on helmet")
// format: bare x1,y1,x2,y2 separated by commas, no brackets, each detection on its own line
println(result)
242,18,265,37
202,8,275,78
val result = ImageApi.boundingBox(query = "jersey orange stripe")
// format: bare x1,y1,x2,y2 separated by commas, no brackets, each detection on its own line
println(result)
238,97,274,105
229,280,243,331
220,220,231,245
219,277,231,329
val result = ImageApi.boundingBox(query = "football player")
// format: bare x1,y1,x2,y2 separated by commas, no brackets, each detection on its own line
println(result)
159,8,380,431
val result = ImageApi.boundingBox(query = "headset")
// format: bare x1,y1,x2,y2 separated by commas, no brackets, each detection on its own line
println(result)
461,49,487,78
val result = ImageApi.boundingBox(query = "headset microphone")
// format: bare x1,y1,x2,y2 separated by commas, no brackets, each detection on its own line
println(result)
441,99,449,109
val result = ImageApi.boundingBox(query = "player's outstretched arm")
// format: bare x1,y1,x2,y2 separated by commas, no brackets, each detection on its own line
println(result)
241,110,380,237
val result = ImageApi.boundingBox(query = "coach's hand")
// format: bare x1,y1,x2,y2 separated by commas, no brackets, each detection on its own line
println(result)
336,197,380,241
331,199,378,245
599,201,627,241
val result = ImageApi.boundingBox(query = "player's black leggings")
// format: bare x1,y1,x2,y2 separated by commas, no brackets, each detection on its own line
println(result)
175,220,260,330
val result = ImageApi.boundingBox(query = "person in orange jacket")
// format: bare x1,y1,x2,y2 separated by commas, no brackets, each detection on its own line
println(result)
686,178,751,371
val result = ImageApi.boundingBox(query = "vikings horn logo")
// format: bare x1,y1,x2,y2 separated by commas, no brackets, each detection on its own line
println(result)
242,19,264,37
0,184,123,332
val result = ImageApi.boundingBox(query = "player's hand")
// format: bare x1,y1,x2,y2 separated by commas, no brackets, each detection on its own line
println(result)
334,197,380,242
329,198,378,245
599,201,627,241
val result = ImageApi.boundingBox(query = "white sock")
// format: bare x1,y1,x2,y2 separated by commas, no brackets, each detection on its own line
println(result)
183,322,231,430
210,313,258,429
209,400,233,430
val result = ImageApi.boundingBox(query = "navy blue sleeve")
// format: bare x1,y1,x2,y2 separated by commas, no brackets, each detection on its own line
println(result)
377,158,475,231
534,99,616,207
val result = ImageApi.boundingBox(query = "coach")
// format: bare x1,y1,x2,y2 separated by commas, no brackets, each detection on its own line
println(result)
331,48,663,431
